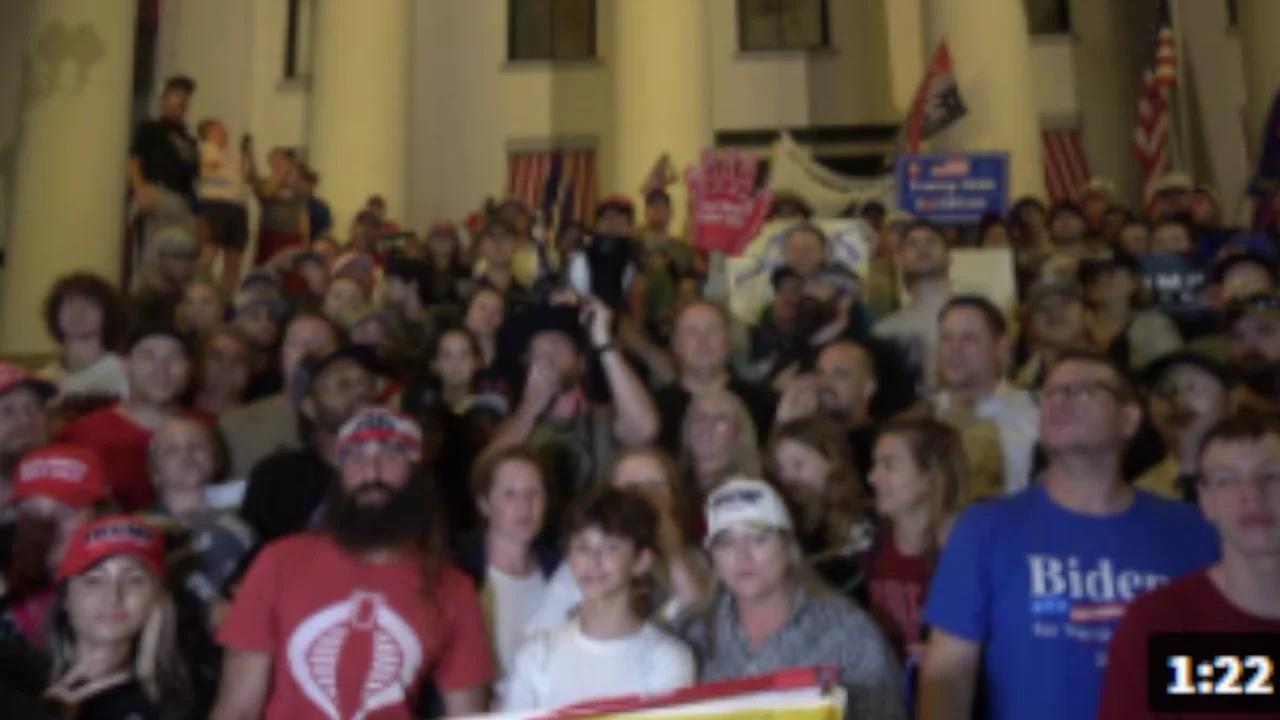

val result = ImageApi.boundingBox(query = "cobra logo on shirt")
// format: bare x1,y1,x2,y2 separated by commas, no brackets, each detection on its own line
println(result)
286,591,424,720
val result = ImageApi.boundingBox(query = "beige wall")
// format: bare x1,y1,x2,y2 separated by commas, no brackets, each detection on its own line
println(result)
155,0,307,157
1,0,1257,282
0,0,37,290
709,0,898,129
409,0,615,231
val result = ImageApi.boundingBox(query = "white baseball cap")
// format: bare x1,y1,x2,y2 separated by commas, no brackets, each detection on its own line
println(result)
704,477,793,549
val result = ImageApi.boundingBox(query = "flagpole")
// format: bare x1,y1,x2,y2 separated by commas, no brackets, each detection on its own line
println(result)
1168,0,1194,176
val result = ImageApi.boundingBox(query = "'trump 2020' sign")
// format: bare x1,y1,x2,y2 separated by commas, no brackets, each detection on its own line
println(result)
896,153,1008,224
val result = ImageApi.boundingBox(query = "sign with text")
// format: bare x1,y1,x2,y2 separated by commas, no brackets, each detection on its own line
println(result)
896,153,1008,224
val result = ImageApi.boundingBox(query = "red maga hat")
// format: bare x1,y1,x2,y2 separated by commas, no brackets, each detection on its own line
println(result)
10,444,108,510
0,360,56,400
56,515,166,582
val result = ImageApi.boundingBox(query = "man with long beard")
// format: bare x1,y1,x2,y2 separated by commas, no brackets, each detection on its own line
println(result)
1227,293,1280,415
213,407,493,719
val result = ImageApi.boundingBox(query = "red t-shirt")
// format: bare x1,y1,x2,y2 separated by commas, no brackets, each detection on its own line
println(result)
865,529,935,662
219,533,495,720
1098,569,1280,720
58,405,213,511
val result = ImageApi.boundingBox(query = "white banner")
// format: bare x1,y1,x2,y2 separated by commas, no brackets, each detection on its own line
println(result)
767,132,895,218
725,218,873,324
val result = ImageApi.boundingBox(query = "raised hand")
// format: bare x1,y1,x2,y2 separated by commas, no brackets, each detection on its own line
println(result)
776,372,821,423
521,360,561,416
685,149,773,256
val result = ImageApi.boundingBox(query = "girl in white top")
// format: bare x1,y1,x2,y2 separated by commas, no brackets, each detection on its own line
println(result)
504,487,695,712
466,446,559,705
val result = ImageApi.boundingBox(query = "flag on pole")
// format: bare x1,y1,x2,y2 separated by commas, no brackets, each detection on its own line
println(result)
641,153,677,194
1132,0,1178,197
903,38,968,154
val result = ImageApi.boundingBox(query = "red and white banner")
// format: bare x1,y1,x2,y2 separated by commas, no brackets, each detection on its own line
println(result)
1041,128,1091,203
459,666,845,720
508,149,597,226
904,38,968,154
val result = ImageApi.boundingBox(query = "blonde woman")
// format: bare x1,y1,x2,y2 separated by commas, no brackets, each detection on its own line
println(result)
678,387,762,503
865,417,968,665
680,478,907,720
44,515,191,719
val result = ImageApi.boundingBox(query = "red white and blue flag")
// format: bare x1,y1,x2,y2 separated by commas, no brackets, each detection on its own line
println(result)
1132,2,1178,196
904,38,968,154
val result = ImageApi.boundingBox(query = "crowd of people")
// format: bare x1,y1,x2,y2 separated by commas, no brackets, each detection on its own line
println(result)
0,73,1277,720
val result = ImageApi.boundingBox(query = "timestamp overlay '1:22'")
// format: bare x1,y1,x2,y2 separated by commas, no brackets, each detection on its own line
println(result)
1149,633,1279,714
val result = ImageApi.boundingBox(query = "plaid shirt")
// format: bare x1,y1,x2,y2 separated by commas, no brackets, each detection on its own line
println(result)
680,586,907,720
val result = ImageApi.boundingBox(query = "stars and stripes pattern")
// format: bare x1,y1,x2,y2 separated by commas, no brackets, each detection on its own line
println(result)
508,149,597,227
1042,128,1091,203
1132,9,1178,196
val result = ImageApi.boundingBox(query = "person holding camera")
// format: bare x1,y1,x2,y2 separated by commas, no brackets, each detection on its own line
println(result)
480,299,658,537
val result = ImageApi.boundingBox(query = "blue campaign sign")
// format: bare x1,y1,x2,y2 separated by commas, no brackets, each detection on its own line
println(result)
895,153,1009,224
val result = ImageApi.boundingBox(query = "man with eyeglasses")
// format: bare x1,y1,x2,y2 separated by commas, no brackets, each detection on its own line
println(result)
917,349,1219,720
1137,351,1236,501
1098,413,1280,719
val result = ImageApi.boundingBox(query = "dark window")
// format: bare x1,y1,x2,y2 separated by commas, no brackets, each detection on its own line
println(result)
738,0,830,52
1024,0,1071,34
509,0,597,61
284,0,314,79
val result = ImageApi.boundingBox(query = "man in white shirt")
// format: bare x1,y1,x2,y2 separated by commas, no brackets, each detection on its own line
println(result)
873,221,952,392
932,295,1039,493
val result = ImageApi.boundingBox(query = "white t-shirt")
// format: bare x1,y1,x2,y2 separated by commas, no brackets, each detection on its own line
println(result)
487,565,550,692
522,564,581,636
39,353,129,401
504,618,694,712
198,140,247,204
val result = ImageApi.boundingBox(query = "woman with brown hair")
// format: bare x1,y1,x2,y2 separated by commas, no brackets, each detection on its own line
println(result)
766,416,875,601
864,416,968,666
606,445,711,620
767,416,871,557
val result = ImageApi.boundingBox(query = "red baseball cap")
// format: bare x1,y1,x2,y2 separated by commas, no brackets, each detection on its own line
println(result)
595,193,636,218
10,444,109,509
56,515,166,582
0,360,55,400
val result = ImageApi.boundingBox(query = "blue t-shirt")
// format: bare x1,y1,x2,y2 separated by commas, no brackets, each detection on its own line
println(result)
924,483,1218,720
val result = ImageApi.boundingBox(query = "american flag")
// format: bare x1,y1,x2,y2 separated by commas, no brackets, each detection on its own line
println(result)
508,149,596,228
1042,128,1091,203
1131,4,1178,196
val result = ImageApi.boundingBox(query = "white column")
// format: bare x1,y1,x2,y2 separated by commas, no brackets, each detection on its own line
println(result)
922,0,1045,201
0,0,136,355
612,0,713,223
1239,0,1280,162
308,0,410,235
